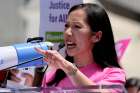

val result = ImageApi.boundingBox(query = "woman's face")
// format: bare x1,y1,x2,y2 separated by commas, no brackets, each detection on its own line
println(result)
64,9,94,57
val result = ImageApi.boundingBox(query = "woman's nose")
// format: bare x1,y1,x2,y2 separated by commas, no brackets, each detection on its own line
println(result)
65,28,72,36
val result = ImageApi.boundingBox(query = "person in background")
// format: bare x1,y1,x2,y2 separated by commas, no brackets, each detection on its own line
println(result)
8,67,46,87
35,3,126,92
9,69,33,86
125,77,140,93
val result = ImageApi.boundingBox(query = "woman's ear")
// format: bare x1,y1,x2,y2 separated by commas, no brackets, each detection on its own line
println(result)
92,31,102,43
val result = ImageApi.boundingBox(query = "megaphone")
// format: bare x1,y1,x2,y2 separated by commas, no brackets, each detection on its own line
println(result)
0,42,51,70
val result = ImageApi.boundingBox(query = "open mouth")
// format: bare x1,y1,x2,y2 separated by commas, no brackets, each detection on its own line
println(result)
66,41,77,49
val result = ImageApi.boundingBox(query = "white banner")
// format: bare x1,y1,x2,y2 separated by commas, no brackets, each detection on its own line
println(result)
39,0,83,44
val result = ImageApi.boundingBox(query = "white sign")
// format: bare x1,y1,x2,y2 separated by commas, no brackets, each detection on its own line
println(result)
39,0,83,42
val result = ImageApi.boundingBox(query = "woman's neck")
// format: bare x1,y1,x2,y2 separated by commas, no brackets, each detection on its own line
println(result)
74,52,95,68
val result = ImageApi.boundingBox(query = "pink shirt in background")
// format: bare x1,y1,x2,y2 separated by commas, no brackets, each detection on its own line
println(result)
42,63,126,90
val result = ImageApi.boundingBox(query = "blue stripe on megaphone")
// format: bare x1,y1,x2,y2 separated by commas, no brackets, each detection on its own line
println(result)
13,42,48,68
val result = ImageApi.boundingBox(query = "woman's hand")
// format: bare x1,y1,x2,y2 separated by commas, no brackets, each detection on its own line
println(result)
35,48,69,70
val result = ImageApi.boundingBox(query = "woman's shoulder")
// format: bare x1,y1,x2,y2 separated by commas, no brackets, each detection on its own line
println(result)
101,67,126,84
103,67,125,75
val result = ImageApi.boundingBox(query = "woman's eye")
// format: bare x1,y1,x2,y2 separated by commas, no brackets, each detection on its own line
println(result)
74,25,81,29
64,24,69,28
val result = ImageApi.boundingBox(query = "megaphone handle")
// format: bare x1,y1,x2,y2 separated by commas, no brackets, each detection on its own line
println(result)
27,37,44,43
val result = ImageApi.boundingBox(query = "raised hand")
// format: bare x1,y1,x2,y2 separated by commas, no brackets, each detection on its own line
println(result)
35,48,70,71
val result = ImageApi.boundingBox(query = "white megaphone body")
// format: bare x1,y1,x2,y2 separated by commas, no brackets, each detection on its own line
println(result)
0,42,53,70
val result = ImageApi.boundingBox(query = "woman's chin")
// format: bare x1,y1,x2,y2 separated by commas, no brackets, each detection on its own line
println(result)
66,50,75,56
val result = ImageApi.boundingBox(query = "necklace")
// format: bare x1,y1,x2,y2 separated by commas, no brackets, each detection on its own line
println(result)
73,63,86,68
